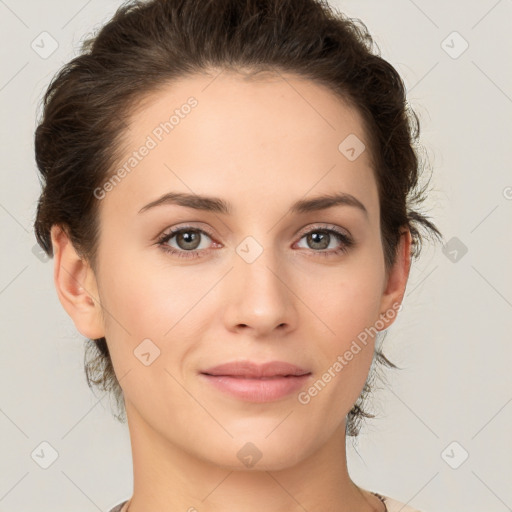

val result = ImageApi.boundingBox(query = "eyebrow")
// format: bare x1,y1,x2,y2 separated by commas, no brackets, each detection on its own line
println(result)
138,191,368,218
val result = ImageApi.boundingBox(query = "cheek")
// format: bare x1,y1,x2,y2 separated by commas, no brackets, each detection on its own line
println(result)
301,261,383,404
97,252,217,381
96,259,209,419
310,263,383,344
99,248,209,338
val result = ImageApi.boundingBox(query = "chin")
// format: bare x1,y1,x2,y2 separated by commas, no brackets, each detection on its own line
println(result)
198,434,313,472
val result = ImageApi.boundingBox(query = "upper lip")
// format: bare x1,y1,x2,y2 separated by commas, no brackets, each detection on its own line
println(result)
201,361,311,378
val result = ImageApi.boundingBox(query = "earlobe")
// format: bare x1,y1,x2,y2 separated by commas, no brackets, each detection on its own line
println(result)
50,225,105,339
378,229,412,330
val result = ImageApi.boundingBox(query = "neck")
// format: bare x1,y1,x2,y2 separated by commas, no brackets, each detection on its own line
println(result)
123,400,385,512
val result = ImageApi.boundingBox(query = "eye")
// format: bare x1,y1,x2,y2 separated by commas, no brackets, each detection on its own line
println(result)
156,226,216,259
295,225,354,256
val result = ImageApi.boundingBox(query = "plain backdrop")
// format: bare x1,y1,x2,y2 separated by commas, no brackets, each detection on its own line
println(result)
0,1,511,511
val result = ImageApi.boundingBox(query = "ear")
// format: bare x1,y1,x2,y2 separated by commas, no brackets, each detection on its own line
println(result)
50,224,105,339
377,228,412,330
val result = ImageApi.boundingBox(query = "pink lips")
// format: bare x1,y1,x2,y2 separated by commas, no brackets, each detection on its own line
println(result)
200,361,312,402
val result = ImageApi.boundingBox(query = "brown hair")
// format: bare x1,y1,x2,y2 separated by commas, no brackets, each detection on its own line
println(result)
34,0,443,436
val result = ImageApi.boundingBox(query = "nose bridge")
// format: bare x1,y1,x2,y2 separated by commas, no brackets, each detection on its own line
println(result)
224,234,295,333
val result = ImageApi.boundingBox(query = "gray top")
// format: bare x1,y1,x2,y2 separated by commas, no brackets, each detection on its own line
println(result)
109,500,128,512
108,494,422,512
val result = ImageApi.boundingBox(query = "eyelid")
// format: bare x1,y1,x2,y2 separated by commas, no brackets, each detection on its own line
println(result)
156,222,218,242
296,222,351,239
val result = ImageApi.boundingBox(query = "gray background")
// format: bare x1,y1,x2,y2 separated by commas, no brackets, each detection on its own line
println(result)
1,0,511,511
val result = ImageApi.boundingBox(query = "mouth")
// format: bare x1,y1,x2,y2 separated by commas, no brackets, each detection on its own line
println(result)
199,360,312,402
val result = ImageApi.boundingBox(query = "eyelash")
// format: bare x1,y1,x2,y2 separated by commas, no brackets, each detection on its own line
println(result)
156,224,354,260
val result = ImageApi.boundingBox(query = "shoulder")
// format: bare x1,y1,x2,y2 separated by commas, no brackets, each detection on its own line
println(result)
377,493,424,512
108,500,129,512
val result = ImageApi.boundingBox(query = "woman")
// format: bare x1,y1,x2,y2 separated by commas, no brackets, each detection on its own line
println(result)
33,0,442,510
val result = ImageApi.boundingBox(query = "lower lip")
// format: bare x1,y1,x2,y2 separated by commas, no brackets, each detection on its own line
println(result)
200,374,312,402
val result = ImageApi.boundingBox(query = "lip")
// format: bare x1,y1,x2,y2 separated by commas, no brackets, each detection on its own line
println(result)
201,360,311,378
199,361,312,403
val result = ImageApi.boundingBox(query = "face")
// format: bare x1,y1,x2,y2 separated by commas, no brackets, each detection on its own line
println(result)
81,70,408,470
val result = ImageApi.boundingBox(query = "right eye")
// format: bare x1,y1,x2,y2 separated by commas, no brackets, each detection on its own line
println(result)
156,226,218,259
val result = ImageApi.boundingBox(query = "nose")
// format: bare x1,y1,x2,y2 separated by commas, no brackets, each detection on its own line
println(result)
222,244,298,337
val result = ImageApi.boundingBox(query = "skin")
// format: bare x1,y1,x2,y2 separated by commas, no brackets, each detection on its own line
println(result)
51,70,411,512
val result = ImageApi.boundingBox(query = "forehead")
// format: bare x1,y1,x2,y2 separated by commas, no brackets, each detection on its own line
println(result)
127,69,370,148
101,70,378,220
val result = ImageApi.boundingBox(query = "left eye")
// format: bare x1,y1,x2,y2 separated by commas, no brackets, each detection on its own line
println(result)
296,229,348,251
